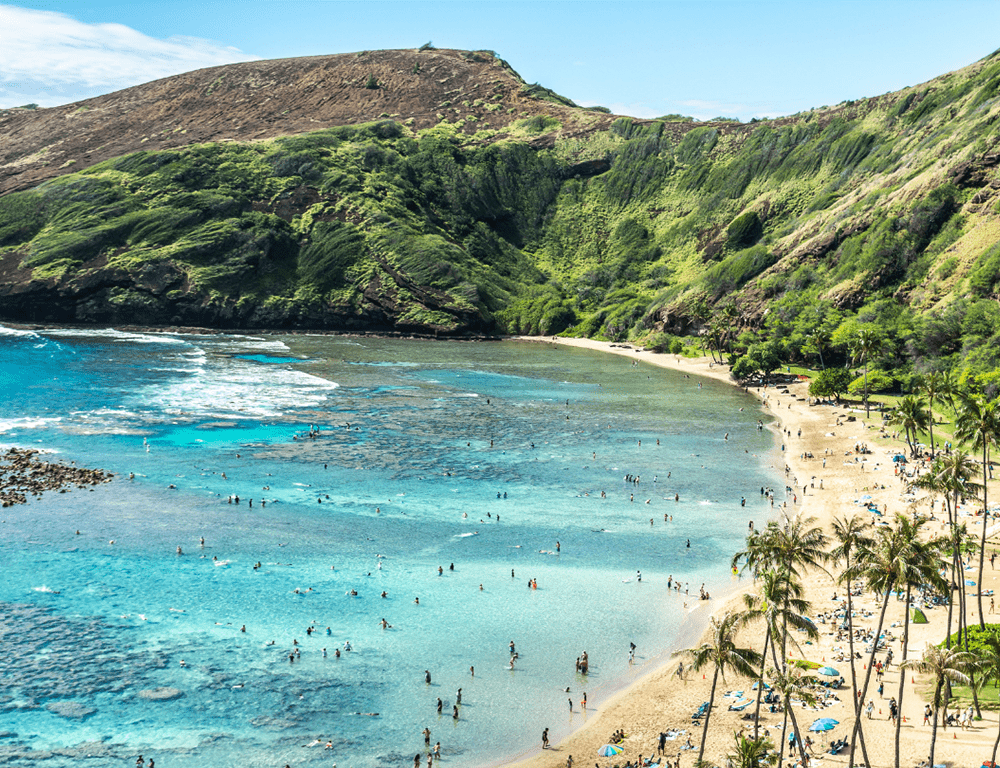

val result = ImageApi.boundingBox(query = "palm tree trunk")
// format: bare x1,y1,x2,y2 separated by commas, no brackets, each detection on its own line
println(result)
960,593,984,719
697,667,719,767
777,702,790,768
979,444,990,630
786,700,809,766
850,585,893,759
929,409,935,458
893,583,912,768
944,500,957,705
929,679,941,768
946,551,957,648
864,361,870,418
769,638,790,768
752,625,772,740
972,671,983,719
991,698,1000,765
846,563,872,768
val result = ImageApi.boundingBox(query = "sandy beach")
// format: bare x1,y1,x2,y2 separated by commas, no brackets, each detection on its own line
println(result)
503,336,1000,768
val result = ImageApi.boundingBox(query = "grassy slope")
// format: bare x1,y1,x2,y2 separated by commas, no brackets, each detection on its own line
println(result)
1,49,1000,384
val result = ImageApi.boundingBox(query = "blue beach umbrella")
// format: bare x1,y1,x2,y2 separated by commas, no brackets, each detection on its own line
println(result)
809,717,839,732
598,744,624,757
817,666,840,677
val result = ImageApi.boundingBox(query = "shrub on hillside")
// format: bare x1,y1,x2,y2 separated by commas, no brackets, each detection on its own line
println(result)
727,211,763,249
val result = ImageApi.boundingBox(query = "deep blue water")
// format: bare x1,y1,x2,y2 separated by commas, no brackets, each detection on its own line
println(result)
0,327,782,768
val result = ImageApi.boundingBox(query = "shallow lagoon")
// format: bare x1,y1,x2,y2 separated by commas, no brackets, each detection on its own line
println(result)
0,328,781,767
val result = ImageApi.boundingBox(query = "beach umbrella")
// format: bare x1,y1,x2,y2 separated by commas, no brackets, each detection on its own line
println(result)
598,744,624,757
817,666,840,677
808,717,839,732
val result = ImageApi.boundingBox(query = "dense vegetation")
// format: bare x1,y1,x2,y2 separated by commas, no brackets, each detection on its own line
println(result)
4,47,1000,392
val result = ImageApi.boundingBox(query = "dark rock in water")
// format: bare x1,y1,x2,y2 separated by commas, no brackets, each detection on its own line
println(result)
45,701,96,719
138,686,183,701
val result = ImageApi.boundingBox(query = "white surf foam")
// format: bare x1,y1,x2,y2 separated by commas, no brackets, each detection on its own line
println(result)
0,416,63,433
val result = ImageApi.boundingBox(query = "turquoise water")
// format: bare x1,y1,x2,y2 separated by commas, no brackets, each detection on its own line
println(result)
0,327,782,768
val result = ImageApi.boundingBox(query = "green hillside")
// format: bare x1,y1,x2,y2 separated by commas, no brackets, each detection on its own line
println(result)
4,48,1000,388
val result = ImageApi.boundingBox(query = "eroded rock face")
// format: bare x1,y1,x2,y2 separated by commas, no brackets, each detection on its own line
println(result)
45,701,96,719
138,687,183,701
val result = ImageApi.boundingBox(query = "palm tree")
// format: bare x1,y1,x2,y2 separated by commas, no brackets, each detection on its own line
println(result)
766,665,818,768
674,612,763,767
901,644,974,768
955,391,1000,629
719,300,740,356
732,515,829,684
847,516,935,765
830,515,874,768
849,326,883,417
805,329,829,370
888,395,930,457
726,731,778,768
732,514,830,589
706,321,725,364
913,467,975,709
888,525,947,768
737,570,817,740
936,522,974,650
919,451,982,529
917,371,956,458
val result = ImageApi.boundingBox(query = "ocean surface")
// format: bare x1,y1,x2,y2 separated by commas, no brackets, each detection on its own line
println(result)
0,327,783,768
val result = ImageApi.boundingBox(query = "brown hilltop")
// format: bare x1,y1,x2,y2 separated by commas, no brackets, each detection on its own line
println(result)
0,47,614,195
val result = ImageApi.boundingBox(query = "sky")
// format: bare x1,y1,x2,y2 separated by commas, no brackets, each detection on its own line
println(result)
2,1,1000,121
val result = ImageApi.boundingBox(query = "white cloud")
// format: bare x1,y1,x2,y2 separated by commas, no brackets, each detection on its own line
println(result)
0,4,260,108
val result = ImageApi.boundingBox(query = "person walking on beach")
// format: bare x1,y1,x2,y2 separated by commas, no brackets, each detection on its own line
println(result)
542,728,549,749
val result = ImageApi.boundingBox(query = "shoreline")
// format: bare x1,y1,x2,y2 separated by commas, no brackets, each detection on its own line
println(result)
502,336,1000,768
8,321,1000,766
491,337,781,768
